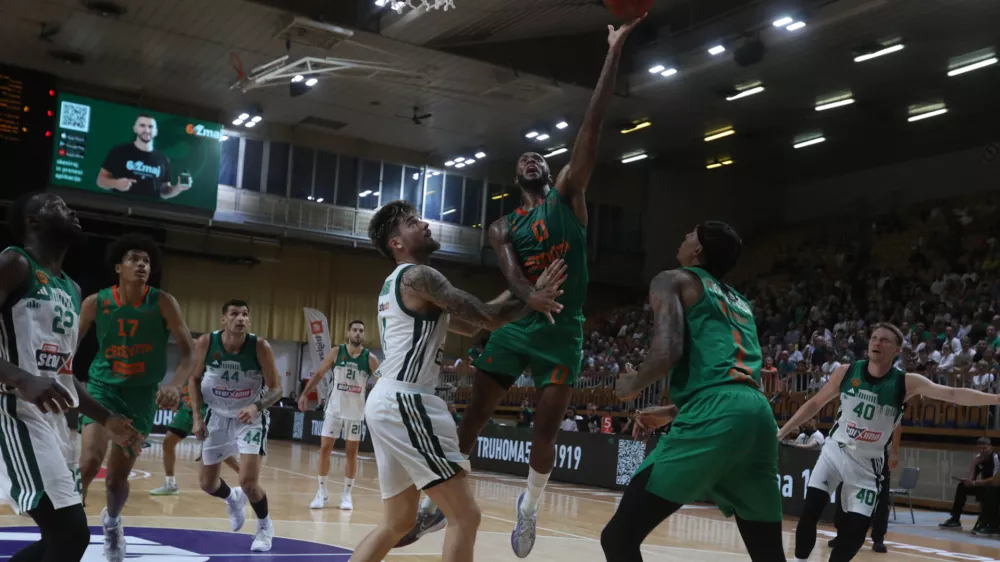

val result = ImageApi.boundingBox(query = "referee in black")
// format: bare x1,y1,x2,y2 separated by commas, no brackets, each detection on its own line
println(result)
829,425,901,554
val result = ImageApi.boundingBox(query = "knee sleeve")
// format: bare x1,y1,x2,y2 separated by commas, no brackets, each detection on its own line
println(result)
25,496,89,562
830,512,872,562
794,487,831,560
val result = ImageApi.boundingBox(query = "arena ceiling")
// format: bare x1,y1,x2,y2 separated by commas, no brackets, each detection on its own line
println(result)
2,0,999,181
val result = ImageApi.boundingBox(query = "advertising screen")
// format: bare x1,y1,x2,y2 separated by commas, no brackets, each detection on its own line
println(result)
50,93,222,211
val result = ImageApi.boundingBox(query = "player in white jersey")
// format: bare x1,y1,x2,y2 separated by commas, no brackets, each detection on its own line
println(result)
298,319,380,510
349,200,565,562
189,300,284,553
780,322,1000,562
0,192,142,562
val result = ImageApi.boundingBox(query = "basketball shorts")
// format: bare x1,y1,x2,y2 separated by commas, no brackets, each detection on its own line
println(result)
80,379,157,437
808,440,885,517
200,408,269,465
472,313,584,388
0,394,81,514
167,403,207,438
365,379,469,500
321,413,364,442
636,385,783,522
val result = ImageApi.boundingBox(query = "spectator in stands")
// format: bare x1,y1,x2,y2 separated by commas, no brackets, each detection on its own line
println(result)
940,437,998,529
761,356,780,394
517,399,533,428
560,409,578,432
790,420,825,450
585,403,602,433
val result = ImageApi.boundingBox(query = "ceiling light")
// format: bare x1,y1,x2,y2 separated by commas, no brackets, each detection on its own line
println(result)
648,64,665,74
238,113,250,120
536,134,550,141
251,116,263,123
706,158,733,169
908,108,948,122
244,121,256,128
621,121,651,134
442,208,457,216
316,197,324,202
291,75,304,83
475,151,486,159
815,98,855,111
429,171,440,176
305,77,319,86
726,86,765,101
412,172,420,180
220,135,229,141
854,44,904,63
706,162,722,169
709,45,725,56
948,57,998,77
491,193,510,201
232,119,243,126
454,157,465,163
621,153,648,164
359,190,372,197
373,191,379,196
794,136,826,149
307,195,315,201
445,161,455,167
455,163,466,168
660,68,678,77
704,129,735,142
555,121,568,129
459,156,471,162
786,21,806,31
464,159,474,165
525,131,539,139
772,17,793,27
544,147,568,157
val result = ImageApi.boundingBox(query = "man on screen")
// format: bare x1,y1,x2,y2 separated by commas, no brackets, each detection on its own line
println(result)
97,114,190,200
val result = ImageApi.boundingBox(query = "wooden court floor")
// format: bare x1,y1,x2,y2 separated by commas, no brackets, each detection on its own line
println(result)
1,437,997,561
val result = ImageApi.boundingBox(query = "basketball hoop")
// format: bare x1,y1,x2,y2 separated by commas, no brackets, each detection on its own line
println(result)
378,0,456,13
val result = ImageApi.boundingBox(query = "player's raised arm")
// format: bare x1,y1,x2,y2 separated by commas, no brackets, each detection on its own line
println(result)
555,15,644,221
158,291,196,408
777,365,850,440
488,219,564,323
615,270,688,399
904,373,1000,406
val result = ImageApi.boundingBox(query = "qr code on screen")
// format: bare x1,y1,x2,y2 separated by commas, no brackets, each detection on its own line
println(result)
59,101,91,133
615,439,648,485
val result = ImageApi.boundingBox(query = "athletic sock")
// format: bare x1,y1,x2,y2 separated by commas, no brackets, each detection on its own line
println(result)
522,468,550,515
318,476,327,489
211,479,232,500
165,476,177,487
250,494,269,519
343,478,354,494
103,510,120,527
419,495,437,514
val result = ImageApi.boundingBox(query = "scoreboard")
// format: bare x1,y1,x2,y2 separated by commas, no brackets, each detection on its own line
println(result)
0,64,58,199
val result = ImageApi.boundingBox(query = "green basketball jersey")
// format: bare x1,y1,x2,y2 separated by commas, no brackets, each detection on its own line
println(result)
507,188,588,322
830,360,905,457
668,267,762,409
201,330,263,417
0,247,81,398
327,344,372,420
88,285,169,387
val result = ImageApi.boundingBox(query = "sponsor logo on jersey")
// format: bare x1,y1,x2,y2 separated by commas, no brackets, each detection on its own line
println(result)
522,240,571,278
212,351,222,361
212,386,252,399
104,343,154,359
378,300,391,312
35,343,71,373
35,270,48,285
845,422,883,443
336,383,363,394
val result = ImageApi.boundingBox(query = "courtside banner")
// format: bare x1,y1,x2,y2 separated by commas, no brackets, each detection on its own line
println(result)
303,308,333,399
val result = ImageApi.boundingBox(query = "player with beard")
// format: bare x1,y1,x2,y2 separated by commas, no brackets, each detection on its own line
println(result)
781,322,1000,562
351,201,565,562
77,233,196,562
397,16,645,557
299,320,380,511
0,192,142,562
97,114,189,200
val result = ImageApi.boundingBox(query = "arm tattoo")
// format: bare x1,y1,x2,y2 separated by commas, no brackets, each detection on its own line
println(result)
254,386,282,411
635,272,686,389
401,265,526,330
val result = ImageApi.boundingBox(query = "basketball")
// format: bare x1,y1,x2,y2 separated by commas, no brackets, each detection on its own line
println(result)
603,0,653,19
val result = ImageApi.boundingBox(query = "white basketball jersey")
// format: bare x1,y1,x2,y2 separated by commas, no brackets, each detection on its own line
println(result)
376,263,449,388
324,344,373,421
201,331,265,418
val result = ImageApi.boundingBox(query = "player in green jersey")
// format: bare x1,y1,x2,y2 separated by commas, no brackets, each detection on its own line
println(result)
604,221,787,562
149,384,240,496
0,192,142,562
780,322,1000,562
397,16,646,556
76,233,196,562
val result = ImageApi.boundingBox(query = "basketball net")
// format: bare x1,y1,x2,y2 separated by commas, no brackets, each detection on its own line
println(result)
383,0,456,13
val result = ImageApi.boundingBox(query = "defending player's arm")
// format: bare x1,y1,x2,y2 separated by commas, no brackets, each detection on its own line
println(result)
157,291,197,409
615,270,688,400
402,260,565,334
0,250,74,411
554,16,644,223
239,338,282,424
904,373,1000,406
297,350,337,411
488,220,564,323
776,365,850,440
448,291,518,337
188,334,211,440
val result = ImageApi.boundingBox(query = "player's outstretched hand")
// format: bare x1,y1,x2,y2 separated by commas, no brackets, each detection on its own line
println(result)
192,418,208,441
105,414,144,456
155,384,182,411
16,375,74,414
237,404,260,425
297,394,310,413
632,405,677,440
531,259,568,324
608,12,646,51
